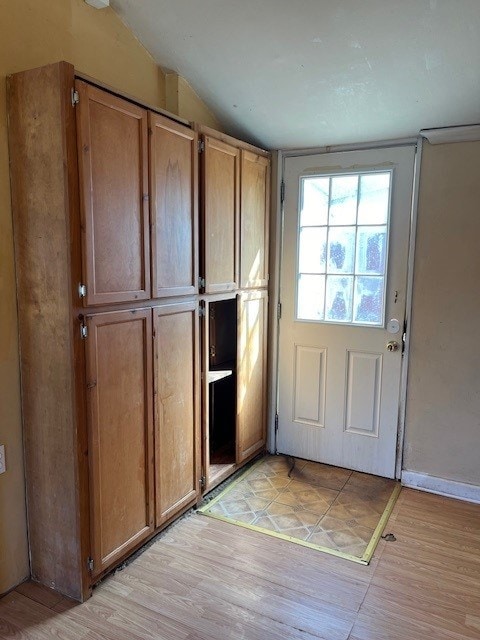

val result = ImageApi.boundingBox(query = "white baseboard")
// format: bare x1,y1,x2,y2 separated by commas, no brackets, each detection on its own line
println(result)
401,470,480,504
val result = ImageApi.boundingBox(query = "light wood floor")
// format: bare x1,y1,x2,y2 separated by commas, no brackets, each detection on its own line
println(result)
1,487,479,639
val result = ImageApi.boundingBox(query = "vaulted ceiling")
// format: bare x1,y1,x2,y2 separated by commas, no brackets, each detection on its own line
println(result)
111,0,480,150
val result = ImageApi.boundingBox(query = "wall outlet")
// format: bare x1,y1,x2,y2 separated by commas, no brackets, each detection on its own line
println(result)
0,445,5,474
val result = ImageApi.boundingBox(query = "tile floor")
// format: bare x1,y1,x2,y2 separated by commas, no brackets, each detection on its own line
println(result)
202,455,397,558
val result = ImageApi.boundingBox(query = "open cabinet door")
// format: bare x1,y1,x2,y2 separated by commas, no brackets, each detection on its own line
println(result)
237,290,268,463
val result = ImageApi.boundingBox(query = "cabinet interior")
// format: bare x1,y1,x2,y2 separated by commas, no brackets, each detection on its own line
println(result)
208,298,237,484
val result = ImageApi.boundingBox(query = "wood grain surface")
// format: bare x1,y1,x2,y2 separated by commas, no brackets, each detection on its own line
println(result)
7,61,88,600
153,301,200,526
202,136,240,293
76,80,150,305
2,487,479,639
85,309,154,576
149,113,198,298
240,150,270,289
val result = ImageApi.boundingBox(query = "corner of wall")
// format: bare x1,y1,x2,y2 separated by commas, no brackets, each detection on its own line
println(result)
165,71,180,115
177,76,223,130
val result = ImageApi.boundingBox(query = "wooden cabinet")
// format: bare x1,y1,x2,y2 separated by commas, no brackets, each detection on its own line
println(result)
153,302,200,526
8,61,269,601
76,81,150,305
150,114,198,298
85,309,154,577
201,136,240,293
198,129,270,489
237,290,268,462
199,127,270,294
240,151,270,289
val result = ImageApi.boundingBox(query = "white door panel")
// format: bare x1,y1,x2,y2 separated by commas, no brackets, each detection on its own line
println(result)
277,147,415,478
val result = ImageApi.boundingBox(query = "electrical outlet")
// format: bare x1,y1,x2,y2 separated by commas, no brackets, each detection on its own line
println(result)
0,445,5,474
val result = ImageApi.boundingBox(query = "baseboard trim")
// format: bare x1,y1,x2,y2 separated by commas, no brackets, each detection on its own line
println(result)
401,470,480,504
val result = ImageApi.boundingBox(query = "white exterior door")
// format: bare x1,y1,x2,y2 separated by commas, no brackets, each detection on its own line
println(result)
277,146,415,478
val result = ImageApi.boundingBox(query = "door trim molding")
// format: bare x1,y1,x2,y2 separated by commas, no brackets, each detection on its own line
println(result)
281,136,419,159
395,136,423,479
402,471,480,504
420,124,480,145
269,139,422,478
267,151,283,453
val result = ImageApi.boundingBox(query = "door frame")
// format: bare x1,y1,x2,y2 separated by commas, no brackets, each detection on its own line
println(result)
268,136,424,480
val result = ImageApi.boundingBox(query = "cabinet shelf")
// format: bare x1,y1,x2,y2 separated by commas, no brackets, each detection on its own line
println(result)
208,370,233,384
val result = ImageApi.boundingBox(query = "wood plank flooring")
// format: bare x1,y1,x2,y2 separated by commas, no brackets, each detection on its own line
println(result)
1,487,479,639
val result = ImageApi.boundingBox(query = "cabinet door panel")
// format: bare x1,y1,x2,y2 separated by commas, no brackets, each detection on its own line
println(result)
240,151,270,289
202,136,239,293
237,291,268,462
76,81,150,305
154,302,200,526
86,309,154,575
150,114,198,298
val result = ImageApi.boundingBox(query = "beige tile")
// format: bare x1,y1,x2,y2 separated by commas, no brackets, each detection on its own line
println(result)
293,509,323,528
265,501,293,516
280,526,314,541
307,530,341,550
244,496,272,511
334,525,373,547
282,481,338,503
230,511,258,525
294,462,352,491
253,515,281,532
273,513,307,531
203,455,398,562
253,488,281,501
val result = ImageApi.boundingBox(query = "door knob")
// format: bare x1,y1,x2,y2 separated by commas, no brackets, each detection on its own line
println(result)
387,341,399,352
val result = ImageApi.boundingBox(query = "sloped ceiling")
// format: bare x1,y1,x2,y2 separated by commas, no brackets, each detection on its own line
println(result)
111,0,480,150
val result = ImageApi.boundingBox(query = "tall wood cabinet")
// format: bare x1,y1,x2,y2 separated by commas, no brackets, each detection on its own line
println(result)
8,61,270,602
198,126,271,490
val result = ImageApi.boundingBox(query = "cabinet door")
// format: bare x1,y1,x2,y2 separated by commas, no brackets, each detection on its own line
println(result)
237,290,268,463
153,302,200,526
150,114,198,298
76,81,150,305
85,309,154,576
202,136,240,293
240,151,270,289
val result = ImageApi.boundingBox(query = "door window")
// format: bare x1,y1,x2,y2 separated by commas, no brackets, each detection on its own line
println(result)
296,171,391,326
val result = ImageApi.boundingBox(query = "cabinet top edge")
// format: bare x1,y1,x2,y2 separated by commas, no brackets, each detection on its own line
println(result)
75,69,191,128
195,124,271,158
8,63,271,157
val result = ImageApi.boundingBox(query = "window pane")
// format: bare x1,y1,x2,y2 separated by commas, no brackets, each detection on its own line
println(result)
299,227,327,273
353,276,384,324
300,177,329,226
356,226,387,275
329,176,358,225
297,275,326,320
327,226,356,274
358,173,390,225
325,276,353,322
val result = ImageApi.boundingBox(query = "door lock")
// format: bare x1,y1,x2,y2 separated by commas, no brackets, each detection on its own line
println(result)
387,341,399,352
